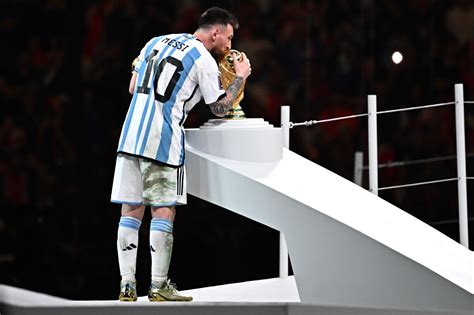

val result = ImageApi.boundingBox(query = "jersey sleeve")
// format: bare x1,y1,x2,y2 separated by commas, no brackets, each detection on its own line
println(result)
196,55,226,105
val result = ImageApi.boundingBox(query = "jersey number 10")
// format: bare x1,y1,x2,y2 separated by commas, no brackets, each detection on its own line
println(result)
137,49,184,103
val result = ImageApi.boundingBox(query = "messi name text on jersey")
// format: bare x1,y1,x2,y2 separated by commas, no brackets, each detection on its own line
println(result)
161,37,190,52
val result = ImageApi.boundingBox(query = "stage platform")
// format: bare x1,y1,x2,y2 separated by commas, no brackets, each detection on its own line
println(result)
1,277,470,315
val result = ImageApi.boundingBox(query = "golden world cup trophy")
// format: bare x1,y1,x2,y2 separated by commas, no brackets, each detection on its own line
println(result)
218,49,246,119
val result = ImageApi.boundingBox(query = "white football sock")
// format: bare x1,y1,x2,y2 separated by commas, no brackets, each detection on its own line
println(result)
150,218,174,287
117,216,141,282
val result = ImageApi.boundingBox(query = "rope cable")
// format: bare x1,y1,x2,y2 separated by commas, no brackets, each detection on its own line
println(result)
378,177,458,191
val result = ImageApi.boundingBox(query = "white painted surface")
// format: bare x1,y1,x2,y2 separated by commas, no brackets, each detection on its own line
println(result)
0,277,299,305
178,276,299,303
186,119,282,163
185,125,473,312
187,145,473,294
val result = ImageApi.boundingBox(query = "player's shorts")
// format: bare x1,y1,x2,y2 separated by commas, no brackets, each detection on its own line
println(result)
111,153,186,207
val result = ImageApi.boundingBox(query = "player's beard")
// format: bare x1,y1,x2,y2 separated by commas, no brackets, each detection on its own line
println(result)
210,47,227,63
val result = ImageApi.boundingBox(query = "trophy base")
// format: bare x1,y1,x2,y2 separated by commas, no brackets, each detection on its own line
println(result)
224,104,246,119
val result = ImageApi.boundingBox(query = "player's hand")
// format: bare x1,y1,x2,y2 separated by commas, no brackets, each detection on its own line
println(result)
233,52,251,80
131,56,141,72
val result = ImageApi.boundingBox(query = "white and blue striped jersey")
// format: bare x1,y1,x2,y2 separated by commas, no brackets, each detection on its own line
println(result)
117,33,225,166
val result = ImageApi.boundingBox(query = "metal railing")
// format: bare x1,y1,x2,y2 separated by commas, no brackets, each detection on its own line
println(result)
279,83,471,278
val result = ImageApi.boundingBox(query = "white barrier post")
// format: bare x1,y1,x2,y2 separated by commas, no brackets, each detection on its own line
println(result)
354,151,364,186
368,95,378,195
280,106,290,278
454,84,469,248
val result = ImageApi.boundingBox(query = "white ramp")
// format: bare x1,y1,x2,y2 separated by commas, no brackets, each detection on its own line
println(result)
185,122,473,313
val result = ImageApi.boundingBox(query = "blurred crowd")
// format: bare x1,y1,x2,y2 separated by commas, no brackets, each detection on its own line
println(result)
0,0,473,299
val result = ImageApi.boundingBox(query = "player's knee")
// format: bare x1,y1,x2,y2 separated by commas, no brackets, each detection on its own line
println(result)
121,204,145,219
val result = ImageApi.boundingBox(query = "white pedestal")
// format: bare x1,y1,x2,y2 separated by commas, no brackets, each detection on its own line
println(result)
186,118,282,163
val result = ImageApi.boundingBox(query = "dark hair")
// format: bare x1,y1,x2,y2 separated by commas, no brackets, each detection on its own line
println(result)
198,7,239,30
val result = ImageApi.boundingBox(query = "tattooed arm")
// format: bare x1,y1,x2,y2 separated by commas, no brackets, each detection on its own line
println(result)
208,52,251,117
208,76,245,117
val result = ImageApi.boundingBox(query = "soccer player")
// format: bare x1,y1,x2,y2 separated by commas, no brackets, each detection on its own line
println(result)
111,7,252,302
